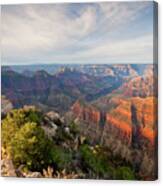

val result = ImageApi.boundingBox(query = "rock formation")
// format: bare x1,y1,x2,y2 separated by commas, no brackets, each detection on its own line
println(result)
71,97,157,148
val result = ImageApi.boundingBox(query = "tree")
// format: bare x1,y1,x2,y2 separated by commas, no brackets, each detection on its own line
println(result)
10,122,53,171
2,108,42,150
2,110,22,149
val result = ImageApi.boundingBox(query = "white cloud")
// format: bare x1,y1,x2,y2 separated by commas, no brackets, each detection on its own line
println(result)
1,2,153,65
2,4,96,51
42,34,153,64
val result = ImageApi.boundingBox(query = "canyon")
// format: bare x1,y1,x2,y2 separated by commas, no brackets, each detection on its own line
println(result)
2,64,157,149
1,64,158,180
1,66,124,113
71,97,157,148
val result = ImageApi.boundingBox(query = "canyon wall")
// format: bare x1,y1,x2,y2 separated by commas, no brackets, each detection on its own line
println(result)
71,97,157,149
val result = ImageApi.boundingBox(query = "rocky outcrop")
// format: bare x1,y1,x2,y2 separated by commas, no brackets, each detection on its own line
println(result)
45,111,63,125
1,96,13,117
1,159,17,177
41,111,65,139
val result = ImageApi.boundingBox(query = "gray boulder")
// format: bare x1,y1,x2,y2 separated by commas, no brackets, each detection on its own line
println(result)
45,111,62,126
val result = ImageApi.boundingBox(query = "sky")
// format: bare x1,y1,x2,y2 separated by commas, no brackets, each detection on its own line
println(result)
1,1,155,65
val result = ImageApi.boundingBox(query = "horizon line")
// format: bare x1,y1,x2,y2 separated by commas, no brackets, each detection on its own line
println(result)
1,62,153,66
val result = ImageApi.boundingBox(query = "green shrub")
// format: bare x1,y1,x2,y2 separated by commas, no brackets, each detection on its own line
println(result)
115,166,135,180
2,108,73,172
50,147,73,171
10,122,53,171
2,114,19,149
1,109,26,149
79,144,113,178
25,110,42,124
69,121,79,136
2,108,42,149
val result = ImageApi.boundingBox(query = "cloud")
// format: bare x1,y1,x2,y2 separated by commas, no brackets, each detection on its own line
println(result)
99,2,150,24
2,4,96,49
1,2,154,65
39,34,153,64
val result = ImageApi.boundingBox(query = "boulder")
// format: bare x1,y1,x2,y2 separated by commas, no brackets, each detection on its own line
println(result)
64,127,70,134
1,159,17,177
46,111,62,126
41,123,58,139
25,171,42,178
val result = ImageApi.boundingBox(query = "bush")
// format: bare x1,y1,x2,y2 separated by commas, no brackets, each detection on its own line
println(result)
2,107,74,172
2,109,26,149
2,108,42,149
10,122,53,171
79,144,113,178
25,110,43,124
115,166,135,180
69,121,79,136
50,147,73,171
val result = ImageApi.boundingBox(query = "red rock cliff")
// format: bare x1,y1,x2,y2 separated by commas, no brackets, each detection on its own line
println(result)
71,97,157,147
71,100,100,124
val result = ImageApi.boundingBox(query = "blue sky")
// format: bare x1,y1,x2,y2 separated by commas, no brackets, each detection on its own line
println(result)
2,2,155,65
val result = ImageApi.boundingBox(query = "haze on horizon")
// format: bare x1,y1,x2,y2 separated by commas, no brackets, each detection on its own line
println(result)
2,2,155,65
